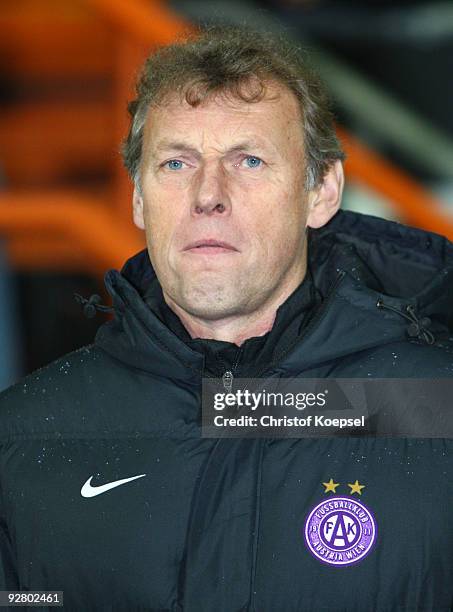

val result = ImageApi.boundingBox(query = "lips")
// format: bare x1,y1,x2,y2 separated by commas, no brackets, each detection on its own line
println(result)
183,239,238,251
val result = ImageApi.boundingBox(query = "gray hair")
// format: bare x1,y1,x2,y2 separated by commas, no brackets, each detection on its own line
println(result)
122,25,345,192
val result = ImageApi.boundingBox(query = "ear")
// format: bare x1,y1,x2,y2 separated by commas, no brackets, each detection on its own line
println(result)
306,160,344,229
132,185,145,230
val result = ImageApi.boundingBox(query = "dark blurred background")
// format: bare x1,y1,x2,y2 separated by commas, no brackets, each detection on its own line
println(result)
1,0,452,389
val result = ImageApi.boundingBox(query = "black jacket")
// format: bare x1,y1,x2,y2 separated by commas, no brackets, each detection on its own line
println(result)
0,210,452,611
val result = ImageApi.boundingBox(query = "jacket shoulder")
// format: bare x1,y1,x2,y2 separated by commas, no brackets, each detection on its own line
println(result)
337,336,453,378
0,345,110,438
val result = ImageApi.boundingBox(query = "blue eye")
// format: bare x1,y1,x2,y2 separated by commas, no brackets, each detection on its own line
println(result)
244,156,262,168
165,159,184,170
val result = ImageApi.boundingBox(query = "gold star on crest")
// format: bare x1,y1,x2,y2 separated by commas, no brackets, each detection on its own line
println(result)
322,478,340,493
348,480,365,495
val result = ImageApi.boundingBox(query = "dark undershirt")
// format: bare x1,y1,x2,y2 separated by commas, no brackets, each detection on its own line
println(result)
144,268,321,378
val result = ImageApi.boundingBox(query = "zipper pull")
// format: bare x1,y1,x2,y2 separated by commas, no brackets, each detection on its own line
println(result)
222,370,234,393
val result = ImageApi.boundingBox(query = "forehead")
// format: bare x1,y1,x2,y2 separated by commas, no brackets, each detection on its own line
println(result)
142,81,304,153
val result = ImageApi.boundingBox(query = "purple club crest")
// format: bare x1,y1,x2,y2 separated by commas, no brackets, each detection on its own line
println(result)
304,496,377,566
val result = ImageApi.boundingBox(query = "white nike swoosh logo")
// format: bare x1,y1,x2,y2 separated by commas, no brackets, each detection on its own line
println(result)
81,474,147,498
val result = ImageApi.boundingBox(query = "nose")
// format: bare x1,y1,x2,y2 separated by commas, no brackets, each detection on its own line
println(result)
191,162,231,216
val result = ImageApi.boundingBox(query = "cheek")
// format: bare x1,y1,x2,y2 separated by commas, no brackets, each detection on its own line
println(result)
241,216,288,266
251,185,306,232
142,207,173,273
246,192,306,260
143,190,183,236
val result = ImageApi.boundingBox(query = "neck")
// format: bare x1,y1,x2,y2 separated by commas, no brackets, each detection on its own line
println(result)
163,259,307,347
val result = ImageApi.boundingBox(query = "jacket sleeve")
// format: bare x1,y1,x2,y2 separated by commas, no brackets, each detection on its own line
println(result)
0,517,18,589
0,458,19,590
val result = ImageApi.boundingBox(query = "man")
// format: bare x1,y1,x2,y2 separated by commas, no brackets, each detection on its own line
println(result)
1,26,452,611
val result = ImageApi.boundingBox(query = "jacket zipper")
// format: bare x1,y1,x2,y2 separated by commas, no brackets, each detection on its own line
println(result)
221,346,243,392
222,370,234,392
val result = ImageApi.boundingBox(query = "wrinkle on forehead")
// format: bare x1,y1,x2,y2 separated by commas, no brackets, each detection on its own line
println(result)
148,79,302,127
154,75,283,111
142,80,305,163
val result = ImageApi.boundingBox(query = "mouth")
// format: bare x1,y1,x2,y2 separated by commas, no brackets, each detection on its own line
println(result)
183,239,239,254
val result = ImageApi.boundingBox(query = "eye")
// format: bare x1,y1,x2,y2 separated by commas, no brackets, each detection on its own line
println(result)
242,156,263,169
164,159,186,170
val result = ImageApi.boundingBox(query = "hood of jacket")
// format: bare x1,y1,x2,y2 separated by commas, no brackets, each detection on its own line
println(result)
95,210,453,382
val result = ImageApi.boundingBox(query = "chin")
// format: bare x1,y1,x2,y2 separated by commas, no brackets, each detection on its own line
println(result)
182,292,242,320
184,302,235,320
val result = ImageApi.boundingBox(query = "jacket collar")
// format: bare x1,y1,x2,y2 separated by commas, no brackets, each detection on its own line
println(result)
95,210,453,381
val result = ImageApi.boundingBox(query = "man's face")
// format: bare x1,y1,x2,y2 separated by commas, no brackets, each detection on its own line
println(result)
135,82,315,321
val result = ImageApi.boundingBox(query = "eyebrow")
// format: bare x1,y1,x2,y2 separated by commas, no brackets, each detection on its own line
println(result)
153,139,268,157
